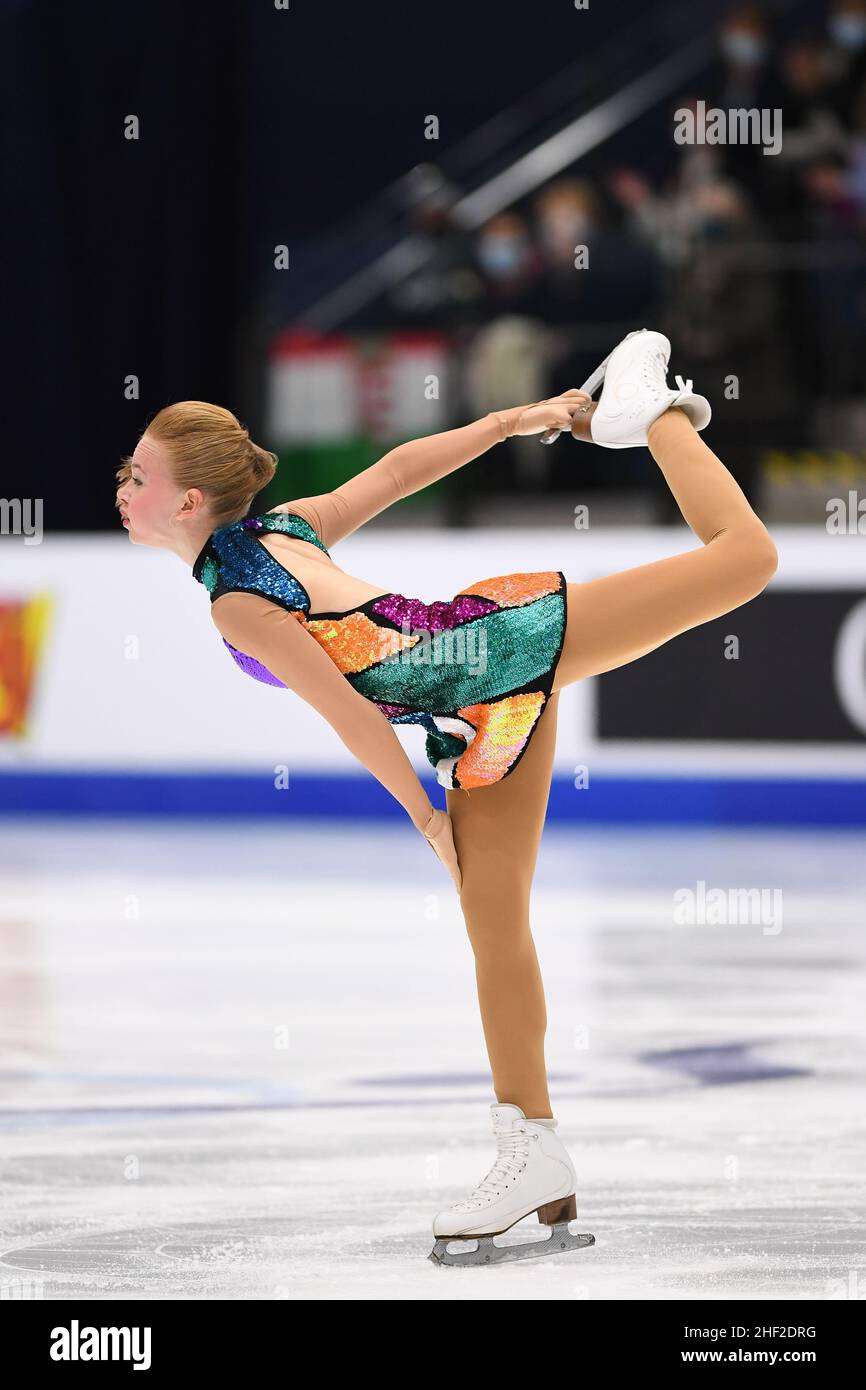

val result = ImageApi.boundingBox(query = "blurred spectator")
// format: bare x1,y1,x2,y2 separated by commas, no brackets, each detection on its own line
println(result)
850,76,866,208
529,178,662,413
659,178,787,516
709,3,783,109
531,178,659,323
826,0,866,125
473,211,544,319
609,147,729,266
453,317,553,520
383,163,485,331
797,154,866,395
764,31,850,239
693,4,787,219
778,34,847,158
612,164,786,519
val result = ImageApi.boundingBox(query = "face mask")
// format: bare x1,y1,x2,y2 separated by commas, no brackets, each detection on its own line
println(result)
829,14,866,49
478,237,523,277
721,30,768,65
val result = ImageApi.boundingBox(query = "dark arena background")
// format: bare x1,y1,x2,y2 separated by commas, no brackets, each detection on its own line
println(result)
1,0,864,1343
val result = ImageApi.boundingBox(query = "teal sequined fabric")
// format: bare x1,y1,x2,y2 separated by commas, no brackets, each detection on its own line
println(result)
193,512,567,789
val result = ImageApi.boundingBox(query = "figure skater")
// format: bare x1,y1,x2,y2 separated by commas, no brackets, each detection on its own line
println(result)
115,329,778,1267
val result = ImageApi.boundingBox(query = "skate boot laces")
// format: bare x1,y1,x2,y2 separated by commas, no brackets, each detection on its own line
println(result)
454,1126,537,1211
637,343,692,399
638,343,672,398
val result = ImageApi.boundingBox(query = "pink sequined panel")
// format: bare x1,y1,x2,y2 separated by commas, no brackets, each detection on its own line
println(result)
369,593,497,629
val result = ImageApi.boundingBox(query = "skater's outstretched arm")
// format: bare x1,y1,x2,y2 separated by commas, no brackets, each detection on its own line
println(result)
286,394,589,548
209,591,462,889
211,591,433,826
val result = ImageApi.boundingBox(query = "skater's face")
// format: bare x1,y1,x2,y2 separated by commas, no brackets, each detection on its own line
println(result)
116,433,208,547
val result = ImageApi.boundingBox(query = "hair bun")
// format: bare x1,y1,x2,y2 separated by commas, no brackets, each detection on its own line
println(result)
142,401,280,528
249,440,278,488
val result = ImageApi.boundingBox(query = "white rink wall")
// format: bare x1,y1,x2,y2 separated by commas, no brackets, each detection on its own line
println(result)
2,526,865,782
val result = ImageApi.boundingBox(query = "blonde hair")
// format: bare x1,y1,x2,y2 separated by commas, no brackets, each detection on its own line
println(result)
115,401,278,529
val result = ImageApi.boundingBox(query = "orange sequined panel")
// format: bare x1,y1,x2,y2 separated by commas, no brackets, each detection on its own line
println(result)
453,692,547,788
455,572,561,608
302,611,419,675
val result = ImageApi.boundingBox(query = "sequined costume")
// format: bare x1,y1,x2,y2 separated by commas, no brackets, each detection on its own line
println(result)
193,509,567,790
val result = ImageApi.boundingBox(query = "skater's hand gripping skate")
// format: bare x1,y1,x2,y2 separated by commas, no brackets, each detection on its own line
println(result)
421,808,462,894
496,390,591,440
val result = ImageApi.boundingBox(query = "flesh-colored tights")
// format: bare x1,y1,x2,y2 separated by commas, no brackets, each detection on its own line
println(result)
446,407,777,1119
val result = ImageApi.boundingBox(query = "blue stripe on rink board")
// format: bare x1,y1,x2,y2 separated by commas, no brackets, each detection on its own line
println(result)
1,771,865,824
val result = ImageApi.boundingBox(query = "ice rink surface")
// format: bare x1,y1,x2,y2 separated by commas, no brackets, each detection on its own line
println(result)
1,817,864,1301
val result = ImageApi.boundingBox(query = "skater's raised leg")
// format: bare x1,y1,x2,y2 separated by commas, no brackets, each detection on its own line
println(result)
553,405,778,687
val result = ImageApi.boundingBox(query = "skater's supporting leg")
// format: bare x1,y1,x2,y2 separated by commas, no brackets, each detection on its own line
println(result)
445,692,560,1122
553,406,778,686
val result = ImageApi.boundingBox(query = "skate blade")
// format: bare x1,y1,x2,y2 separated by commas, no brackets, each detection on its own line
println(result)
428,1221,595,1267
539,328,647,444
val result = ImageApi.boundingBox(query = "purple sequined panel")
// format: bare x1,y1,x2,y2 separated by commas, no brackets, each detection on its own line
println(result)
370,593,497,630
223,639,287,688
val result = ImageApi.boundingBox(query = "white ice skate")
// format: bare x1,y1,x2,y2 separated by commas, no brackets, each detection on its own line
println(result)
539,327,711,449
428,1102,595,1267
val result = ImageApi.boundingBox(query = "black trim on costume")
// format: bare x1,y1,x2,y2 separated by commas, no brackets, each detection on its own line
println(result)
306,593,394,621
210,585,310,621
249,532,314,614
192,535,212,581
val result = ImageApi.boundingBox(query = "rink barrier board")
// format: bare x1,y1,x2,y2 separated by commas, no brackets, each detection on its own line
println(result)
0,771,864,824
